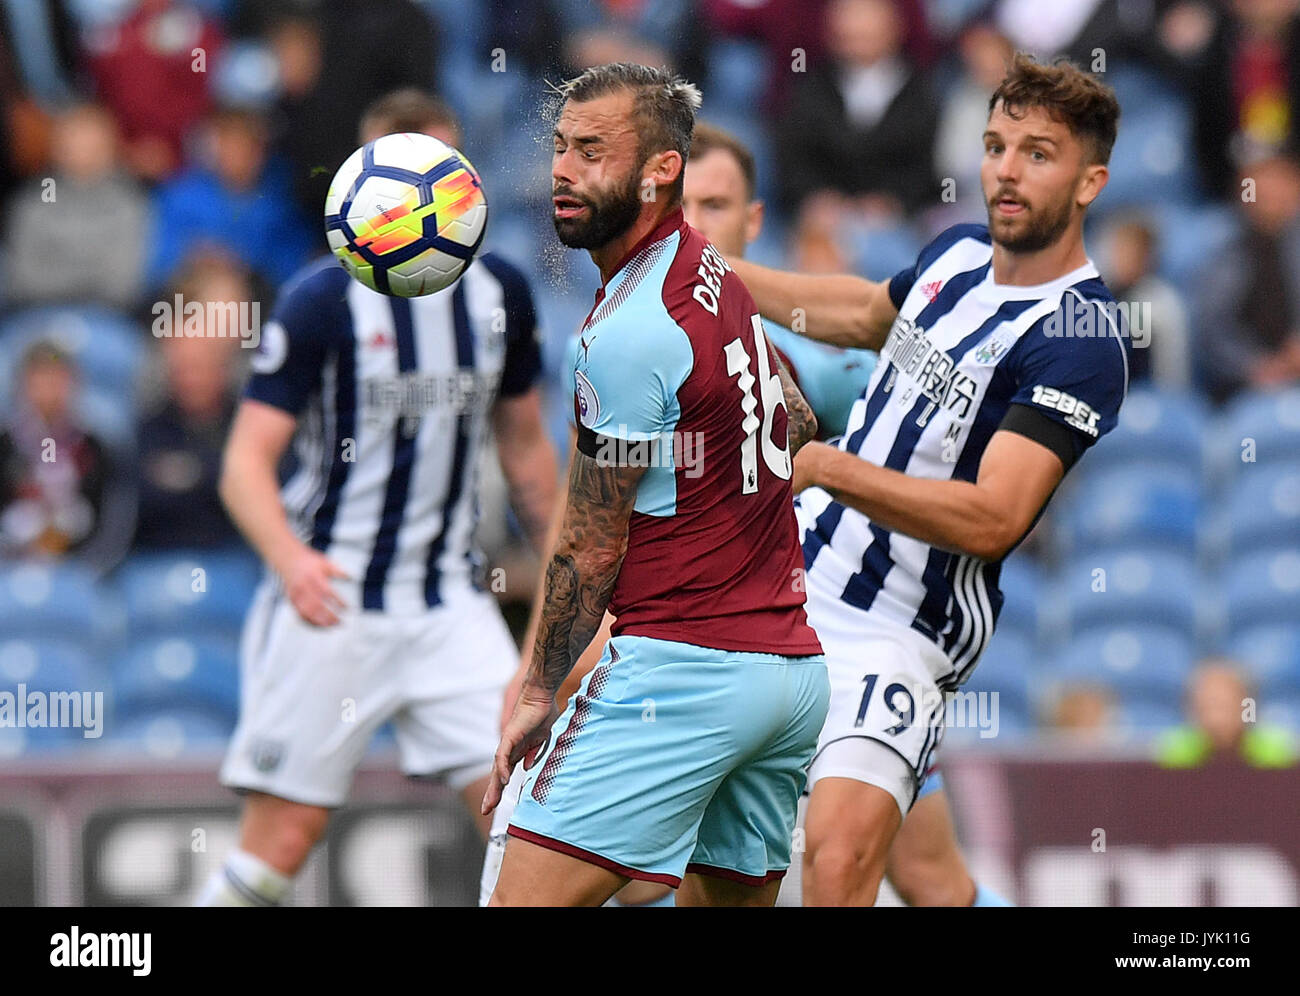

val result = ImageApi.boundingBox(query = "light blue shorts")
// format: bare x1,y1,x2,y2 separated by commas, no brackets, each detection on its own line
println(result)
509,634,829,887
917,769,944,800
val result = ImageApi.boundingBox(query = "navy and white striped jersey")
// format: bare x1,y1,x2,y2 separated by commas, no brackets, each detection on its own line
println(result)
245,252,541,613
799,223,1130,687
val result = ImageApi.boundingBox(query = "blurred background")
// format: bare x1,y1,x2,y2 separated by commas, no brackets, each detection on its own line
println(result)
0,0,1297,906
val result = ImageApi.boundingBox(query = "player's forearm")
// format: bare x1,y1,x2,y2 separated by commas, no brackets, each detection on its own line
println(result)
776,354,817,454
528,538,625,694
502,445,559,555
218,448,303,576
800,443,1016,561
729,257,884,349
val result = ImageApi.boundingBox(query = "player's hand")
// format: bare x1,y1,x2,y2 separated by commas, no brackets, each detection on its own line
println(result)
482,683,559,815
792,441,831,494
277,544,350,627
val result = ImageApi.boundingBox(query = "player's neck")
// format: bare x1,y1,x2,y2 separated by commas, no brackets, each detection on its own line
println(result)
990,225,1090,287
590,202,681,284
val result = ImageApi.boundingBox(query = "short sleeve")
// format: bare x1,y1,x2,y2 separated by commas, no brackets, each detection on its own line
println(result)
889,223,991,310
573,320,693,447
244,260,349,415
1004,295,1131,465
480,253,542,398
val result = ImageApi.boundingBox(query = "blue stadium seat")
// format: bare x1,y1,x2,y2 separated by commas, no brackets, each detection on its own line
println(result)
1224,549,1300,632
117,549,261,637
1214,462,1300,559
1117,697,1184,733
994,555,1045,640
1216,388,1300,478
1051,624,1194,702
1227,624,1300,699
1258,693,1300,732
109,708,234,758
1061,549,1200,633
1055,462,1201,558
0,637,105,752
1078,388,1206,476
960,626,1035,722
1149,202,1237,289
1097,62,1197,210
0,563,118,641
111,634,240,723
706,38,769,109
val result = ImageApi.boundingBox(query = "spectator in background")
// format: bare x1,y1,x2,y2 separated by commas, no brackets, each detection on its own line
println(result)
1099,214,1192,392
146,105,314,291
82,0,224,182
1175,0,1300,198
133,252,246,551
934,22,1014,220
1157,659,1297,768
259,1,436,224
0,341,134,573
4,102,150,310
1044,683,1117,743
777,0,938,218
1194,154,1300,403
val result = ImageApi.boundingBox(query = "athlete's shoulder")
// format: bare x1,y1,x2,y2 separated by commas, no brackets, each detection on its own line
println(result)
278,254,353,306
918,223,992,268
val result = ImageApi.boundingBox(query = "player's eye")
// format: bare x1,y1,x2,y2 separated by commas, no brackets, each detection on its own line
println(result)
1031,149,1047,162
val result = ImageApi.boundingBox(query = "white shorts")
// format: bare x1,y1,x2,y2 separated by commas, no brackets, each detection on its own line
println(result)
803,578,949,817
221,578,517,808
479,764,525,906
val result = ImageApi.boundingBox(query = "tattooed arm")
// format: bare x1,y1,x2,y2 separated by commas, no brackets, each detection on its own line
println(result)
528,448,645,693
483,445,645,812
775,351,818,455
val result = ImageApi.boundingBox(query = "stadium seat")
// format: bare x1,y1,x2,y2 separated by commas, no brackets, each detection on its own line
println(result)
1224,548,1300,632
993,554,1046,640
1210,462,1300,560
111,634,240,723
1258,693,1300,732
960,626,1035,723
1051,624,1195,703
1077,387,1206,476
1055,462,1201,558
1116,697,1184,733
109,708,234,759
0,562,119,642
116,548,261,637
1060,549,1201,634
1227,624,1300,699
706,38,769,109
1096,62,1197,210
1215,387,1300,479
0,637,105,753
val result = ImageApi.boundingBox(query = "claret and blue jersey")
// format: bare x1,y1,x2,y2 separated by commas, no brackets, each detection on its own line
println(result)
800,223,1132,685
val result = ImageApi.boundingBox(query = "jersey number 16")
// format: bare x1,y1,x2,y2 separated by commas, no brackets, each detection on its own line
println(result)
724,315,792,495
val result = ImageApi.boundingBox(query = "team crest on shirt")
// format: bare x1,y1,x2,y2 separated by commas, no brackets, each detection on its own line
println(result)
574,369,600,428
251,738,284,773
973,328,1017,365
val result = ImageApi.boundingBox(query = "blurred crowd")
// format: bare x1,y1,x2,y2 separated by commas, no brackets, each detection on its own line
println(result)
0,0,1296,756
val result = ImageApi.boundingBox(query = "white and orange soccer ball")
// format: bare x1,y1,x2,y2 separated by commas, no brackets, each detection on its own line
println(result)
324,132,488,297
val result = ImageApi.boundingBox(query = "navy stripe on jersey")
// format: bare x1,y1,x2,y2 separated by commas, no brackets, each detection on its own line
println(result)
309,323,357,552
362,298,419,610
423,282,476,607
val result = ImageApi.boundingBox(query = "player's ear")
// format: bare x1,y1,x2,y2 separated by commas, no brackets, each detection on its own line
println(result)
648,148,684,192
1076,162,1108,209
746,199,764,245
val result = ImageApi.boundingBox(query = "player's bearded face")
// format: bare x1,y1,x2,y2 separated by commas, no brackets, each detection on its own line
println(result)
552,160,644,249
985,178,1075,253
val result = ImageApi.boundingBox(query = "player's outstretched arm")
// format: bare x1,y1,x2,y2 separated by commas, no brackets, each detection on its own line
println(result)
729,256,898,351
492,387,560,554
483,449,645,813
793,429,1065,563
220,400,349,626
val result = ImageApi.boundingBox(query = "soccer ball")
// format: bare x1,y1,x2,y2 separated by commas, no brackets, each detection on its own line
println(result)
324,132,488,297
